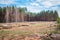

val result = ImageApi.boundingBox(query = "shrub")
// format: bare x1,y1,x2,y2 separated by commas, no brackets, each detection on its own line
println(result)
55,18,60,33
57,24,60,30
57,18,60,30
57,18,60,23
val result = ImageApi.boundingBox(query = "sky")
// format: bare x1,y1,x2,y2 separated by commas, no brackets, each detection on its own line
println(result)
0,0,60,17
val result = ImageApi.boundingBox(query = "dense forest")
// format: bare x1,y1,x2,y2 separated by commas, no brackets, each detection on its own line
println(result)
26,10,59,21
0,6,59,23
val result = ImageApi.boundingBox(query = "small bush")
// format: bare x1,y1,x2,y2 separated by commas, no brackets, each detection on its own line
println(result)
57,24,60,30
45,37,51,40
57,18,60,30
55,18,60,33
57,18,60,23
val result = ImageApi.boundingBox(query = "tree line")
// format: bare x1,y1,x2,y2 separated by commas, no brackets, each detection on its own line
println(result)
0,6,59,22
0,6,27,22
26,10,59,21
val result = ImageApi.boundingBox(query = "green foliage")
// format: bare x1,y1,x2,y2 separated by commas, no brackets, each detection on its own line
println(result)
35,10,59,21
54,18,60,33
57,24,60,30
45,37,51,40
53,10,59,20
57,18,60,30
0,30,9,40
0,6,59,22
57,18,60,23
57,18,60,31
18,7,27,12
50,30,58,34
0,30,9,36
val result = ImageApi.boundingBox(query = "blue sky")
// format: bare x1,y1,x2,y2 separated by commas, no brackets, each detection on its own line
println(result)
0,0,60,17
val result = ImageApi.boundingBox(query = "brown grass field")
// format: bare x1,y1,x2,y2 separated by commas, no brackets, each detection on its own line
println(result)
0,21,57,40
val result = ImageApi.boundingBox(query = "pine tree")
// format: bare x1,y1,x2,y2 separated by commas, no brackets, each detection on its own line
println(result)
53,10,59,21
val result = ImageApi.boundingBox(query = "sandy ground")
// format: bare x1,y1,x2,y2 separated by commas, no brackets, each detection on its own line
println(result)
0,21,57,40
0,21,56,34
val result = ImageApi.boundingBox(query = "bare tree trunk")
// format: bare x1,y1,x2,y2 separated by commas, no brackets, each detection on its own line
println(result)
5,7,9,23
10,6,14,22
17,8,20,22
14,6,20,22
21,12,24,22
13,6,17,22
15,6,17,22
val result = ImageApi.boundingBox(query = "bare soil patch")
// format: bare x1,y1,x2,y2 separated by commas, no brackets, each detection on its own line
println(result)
0,21,57,40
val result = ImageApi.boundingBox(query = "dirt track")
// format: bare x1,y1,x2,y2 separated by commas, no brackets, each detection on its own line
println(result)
0,21,57,40
0,21,57,34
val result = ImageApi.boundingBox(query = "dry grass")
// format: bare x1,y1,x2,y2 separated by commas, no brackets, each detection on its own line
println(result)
0,21,56,34
0,21,57,40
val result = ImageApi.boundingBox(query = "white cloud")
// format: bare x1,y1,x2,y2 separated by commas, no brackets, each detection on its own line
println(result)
41,1,53,8
30,3,39,6
36,0,42,2
49,0,60,1
19,5,26,8
51,6,60,17
0,0,17,4
27,7,40,13
52,1,60,6
35,0,60,8
0,0,60,17
41,1,52,8
26,6,43,13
